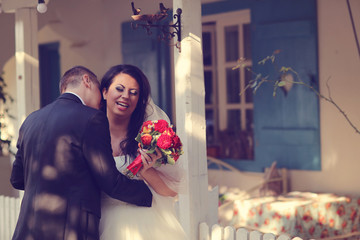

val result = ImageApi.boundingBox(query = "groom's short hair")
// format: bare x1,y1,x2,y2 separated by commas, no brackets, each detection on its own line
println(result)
59,66,98,93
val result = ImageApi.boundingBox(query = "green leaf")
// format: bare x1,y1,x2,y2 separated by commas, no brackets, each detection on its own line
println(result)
161,149,172,155
258,58,267,65
279,66,290,73
151,135,158,146
232,65,240,70
135,134,141,143
250,80,257,88
146,148,156,154
166,155,175,165
255,73,262,81
271,55,275,63
278,81,286,87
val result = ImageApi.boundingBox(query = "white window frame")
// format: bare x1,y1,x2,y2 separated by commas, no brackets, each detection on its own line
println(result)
202,24,218,142
202,9,252,133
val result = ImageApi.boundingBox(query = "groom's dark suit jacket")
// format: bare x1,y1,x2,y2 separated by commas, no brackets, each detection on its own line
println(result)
10,93,152,240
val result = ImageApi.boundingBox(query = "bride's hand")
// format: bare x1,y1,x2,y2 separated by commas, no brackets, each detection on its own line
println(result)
138,148,177,197
139,148,161,171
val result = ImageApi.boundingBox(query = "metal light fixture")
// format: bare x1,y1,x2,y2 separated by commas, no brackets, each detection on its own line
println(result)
130,2,182,52
37,0,47,14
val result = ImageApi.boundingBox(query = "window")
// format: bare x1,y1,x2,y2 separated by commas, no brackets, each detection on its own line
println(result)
203,1,319,171
202,7,320,172
202,10,254,160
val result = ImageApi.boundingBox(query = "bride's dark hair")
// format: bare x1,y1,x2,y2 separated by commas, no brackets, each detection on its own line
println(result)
100,64,151,157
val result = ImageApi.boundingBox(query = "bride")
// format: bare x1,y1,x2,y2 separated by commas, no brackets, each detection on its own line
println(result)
99,64,187,240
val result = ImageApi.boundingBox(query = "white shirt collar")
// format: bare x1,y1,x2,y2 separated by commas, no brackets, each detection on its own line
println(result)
66,91,85,105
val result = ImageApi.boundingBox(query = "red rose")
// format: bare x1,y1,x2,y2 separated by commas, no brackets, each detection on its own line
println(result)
143,120,153,126
157,134,172,149
154,120,169,133
141,134,152,145
164,127,175,137
172,152,180,161
172,135,182,149
141,121,154,133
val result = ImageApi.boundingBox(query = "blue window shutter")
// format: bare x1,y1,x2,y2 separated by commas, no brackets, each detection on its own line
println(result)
121,21,172,120
252,20,321,171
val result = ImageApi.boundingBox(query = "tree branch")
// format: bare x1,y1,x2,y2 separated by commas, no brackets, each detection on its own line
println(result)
234,53,360,135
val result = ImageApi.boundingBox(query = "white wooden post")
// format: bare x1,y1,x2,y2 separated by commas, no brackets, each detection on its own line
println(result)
173,0,209,239
15,7,40,124
3,0,41,126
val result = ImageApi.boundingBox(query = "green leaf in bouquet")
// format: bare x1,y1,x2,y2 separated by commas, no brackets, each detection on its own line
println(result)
150,134,158,146
166,155,175,165
150,131,159,137
145,147,156,154
161,148,172,156
135,133,141,143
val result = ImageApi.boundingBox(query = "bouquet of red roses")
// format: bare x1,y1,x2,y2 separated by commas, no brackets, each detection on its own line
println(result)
123,119,183,178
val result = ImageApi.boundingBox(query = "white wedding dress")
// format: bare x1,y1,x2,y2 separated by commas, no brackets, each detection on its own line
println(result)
100,98,187,239
99,155,188,240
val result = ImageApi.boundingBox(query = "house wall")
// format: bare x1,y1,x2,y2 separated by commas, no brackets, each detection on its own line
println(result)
0,0,359,196
290,0,360,195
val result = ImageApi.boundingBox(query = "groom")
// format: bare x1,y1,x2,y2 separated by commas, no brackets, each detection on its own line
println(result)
10,66,153,240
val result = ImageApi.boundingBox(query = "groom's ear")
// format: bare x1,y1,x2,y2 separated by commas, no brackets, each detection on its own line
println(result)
82,74,91,88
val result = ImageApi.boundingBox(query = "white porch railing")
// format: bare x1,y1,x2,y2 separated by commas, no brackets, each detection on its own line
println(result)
1,195,303,240
199,223,303,240
0,195,21,240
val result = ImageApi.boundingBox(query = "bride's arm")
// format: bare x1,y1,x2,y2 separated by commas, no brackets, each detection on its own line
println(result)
138,148,177,197
140,168,177,197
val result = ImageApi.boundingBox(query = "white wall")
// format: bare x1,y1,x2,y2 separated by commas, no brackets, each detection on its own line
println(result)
290,0,360,195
